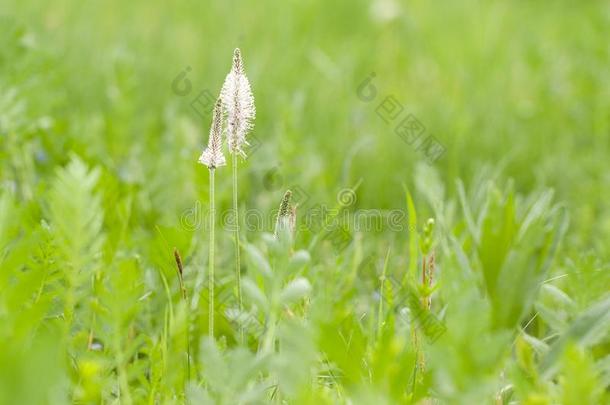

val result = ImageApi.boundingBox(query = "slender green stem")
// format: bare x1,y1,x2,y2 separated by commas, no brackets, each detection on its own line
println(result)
185,304,191,381
377,248,391,339
209,168,215,337
180,281,190,381
377,277,385,339
232,153,243,343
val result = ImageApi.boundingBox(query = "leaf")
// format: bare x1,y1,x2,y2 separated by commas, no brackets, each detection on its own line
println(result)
242,278,269,313
403,185,418,283
521,332,550,356
199,337,228,388
287,250,311,273
472,185,568,329
279,277,311,305
244,243,272,278
540,284,575,309
535,302,568,331
456,179,480,243
414,162,445,212
46,155,105,270
186,383,214,405
541,294,610,377
0,192,19,254
559,345,603,405
478,188,517,301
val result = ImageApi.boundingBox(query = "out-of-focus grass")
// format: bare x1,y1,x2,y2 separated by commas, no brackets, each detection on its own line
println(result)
1,0,609,403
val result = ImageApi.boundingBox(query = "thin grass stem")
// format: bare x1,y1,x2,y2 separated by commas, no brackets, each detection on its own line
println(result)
232,152,243,343
173,248,190,380
209,168,215,337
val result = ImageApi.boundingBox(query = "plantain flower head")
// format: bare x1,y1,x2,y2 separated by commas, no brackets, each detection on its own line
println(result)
221,48,256,158
198,98,226,169
274,190,296,239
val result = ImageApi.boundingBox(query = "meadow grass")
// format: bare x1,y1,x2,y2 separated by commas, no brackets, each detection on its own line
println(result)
1,0,609,404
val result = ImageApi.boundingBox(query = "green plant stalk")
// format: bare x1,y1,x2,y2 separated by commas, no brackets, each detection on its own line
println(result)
404,187,418,284
419,258,427,371
232,152,244,343
174,247,190,381
209,168,215,337
410,327,420,393
178,276,190,380
377,277,384,339
377,248,391,339
412,256,429,386
182,292,191,381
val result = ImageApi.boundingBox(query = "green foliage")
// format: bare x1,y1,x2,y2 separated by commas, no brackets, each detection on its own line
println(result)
464,184,568,329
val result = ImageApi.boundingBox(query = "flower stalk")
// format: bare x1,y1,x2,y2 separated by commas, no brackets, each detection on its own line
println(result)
198,97,226,337
232,153,243,342
221,48,255,343
208,168,215,336
173,248,190,379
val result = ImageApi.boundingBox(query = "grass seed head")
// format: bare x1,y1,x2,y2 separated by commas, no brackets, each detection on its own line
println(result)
198,98,226,169
232,48,244,75
221,47,256,158
173,248,184,276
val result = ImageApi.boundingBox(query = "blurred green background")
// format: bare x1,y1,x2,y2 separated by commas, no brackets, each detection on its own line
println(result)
1,0,609,403
2,0,609,251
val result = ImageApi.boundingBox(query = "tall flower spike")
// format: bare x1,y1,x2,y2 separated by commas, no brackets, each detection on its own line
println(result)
198,98,226,169
221,48,256,157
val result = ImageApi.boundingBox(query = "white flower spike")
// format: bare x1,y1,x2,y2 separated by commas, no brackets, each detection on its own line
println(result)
221,48,256,158
198,98,226,169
